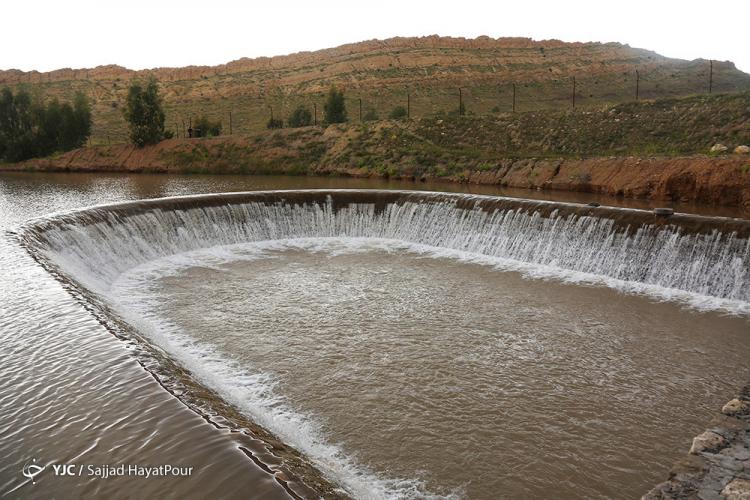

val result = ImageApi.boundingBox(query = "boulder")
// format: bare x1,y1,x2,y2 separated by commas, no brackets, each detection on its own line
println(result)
689,430,728,454
721,478,750,500
734,145,750,154
722,398,750,416
710,143,729,153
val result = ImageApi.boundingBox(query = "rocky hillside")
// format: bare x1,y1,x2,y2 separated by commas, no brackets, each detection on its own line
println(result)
2,36,749,143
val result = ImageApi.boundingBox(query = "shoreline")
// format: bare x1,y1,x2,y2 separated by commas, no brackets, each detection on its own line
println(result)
2,135,749,214
644,385,750,499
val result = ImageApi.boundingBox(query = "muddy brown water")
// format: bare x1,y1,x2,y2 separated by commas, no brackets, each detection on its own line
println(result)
1,172,748,499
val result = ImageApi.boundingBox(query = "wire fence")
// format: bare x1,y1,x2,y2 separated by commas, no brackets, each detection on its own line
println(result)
92,61,747,143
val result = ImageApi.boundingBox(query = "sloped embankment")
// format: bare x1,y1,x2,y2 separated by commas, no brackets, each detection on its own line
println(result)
3,92,750,210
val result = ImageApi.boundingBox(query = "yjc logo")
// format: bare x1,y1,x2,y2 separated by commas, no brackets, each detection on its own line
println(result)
22,459,45,484
52,464,76,476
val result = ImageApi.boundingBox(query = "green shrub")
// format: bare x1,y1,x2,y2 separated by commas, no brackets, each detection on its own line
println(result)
389,106,408,120
324,86,347,124
287,106,312,128
192,115,222,137
266,117,283,129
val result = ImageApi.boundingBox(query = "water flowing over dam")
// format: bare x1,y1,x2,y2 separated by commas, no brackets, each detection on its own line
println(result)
20,190,750,307
15,190,750,498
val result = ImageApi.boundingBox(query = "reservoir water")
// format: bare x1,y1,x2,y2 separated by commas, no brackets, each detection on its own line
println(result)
1,172,749,499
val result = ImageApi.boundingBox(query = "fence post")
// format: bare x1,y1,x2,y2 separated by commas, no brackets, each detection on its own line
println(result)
459,87,463,116
512,83,516,113
635,70,640,100
359,98,362,122
229,111,233,135
572,77,576,108
407,90,410,119
709,60,713,94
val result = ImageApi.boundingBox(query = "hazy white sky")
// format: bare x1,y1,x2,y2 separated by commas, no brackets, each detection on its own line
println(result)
3,0,749,73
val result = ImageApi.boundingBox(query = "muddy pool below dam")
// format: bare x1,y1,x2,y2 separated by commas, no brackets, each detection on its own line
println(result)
1,172,749,499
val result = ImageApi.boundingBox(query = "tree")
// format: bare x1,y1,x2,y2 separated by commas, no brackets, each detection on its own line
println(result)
124,77,166,147
323,86,347,124
70,92,92,148
389,105,408,120
0,88,91,162
0,88,34,162
287,105,312,128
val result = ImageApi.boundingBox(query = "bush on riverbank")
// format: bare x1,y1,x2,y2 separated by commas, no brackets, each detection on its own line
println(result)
192,115,222,137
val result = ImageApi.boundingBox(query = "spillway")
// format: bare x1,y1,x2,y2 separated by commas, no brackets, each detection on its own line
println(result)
15,190,750,498
19,190,750,307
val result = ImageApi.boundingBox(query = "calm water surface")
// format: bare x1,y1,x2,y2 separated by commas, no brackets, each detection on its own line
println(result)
0,172,748,499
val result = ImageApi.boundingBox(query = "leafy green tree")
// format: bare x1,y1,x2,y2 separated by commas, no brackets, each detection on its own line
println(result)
123,77,166,147
287,105,312,128
70,92,92,149
0,88,90,162
0,88,34,162
323,86,347,124
389,105,408,120
34,97,61,154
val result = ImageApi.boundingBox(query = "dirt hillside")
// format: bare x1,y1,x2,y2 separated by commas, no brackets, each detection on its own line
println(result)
2,36,749,143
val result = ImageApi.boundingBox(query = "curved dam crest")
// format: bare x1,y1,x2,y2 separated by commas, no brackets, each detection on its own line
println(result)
14,190,750,498
18,189,750,308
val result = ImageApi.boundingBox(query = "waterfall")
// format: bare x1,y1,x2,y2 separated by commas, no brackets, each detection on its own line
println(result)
19,190,750,308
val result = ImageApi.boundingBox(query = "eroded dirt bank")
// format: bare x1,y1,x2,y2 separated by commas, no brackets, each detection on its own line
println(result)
3,131,749,212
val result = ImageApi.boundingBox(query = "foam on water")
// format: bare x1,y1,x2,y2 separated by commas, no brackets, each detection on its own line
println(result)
19,192,750,498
